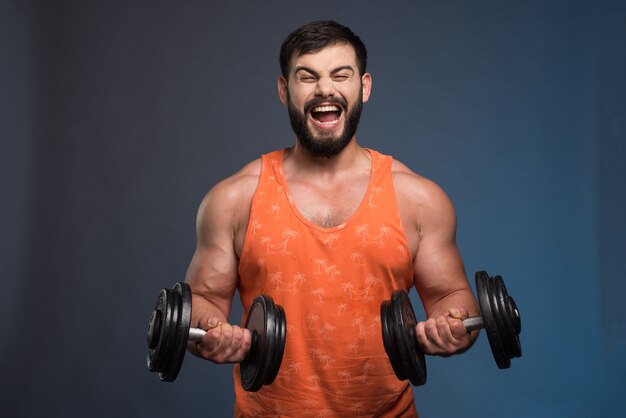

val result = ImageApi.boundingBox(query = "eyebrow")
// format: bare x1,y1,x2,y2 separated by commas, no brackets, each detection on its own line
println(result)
294,65,355,77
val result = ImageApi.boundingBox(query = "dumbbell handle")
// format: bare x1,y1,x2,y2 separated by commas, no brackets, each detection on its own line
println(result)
188,325,256,342
188,327,206,342
463,316,484,332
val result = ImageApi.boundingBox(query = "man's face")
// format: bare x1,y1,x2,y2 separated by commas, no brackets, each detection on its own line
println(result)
278,43,372,157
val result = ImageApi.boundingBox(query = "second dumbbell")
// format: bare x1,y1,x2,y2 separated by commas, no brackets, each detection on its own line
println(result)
146,282,287,391
381,271,522,386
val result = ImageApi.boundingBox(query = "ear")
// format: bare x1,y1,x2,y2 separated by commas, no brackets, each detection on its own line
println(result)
361,72,372,103
277,76,289,106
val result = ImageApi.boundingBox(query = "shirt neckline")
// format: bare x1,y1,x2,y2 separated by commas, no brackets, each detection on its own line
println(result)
274,148,378,233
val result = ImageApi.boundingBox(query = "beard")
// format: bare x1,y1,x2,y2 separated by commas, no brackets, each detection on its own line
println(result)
287,90,363,158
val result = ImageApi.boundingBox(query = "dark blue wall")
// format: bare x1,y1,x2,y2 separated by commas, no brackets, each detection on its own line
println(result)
2,1,625,417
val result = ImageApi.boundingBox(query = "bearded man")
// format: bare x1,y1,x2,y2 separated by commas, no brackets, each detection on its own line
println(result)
185,20,479,417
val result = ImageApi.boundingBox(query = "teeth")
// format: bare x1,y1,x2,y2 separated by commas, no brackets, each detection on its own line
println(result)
312,105,340,112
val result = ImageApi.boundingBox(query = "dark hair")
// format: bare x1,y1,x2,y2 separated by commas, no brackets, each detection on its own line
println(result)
279,20,368,79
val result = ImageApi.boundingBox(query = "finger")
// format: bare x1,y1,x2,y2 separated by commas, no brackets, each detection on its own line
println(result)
197,317,223,352
206,317,222,330
230,325,243,350
230,327,252,362
448,307,469,320
201,322,223,353
227,325,246,358
414,321,433,352
219,323,234,354
447,308,472,342
242,328,252,350
449,317,470,340
423,318,446,354
436,316,454,344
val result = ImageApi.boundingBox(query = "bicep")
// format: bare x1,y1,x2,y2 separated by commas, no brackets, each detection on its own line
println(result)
411,185,470,315
185,185,240,320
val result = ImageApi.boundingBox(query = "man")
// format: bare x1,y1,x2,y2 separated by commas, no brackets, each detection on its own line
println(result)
186,20,479,417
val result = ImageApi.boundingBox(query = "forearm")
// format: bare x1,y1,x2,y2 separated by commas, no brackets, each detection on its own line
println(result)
185,240,238,325
426,288,479,318
184,250,239,358
187,294,231,357
190,294,230,327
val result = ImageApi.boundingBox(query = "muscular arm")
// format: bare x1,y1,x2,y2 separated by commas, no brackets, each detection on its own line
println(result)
185,162,259,363
395,163,479,356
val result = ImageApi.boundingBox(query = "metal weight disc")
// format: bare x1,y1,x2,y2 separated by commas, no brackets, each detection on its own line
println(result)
392,290,427,386
255,296,279,388
146,289,166,371
264,303,286,386
147,288,178,374
159,283,192,382
487,274,512,369
241,295,276,392
475,271,510,369
494,276,522,360
381,298,404,380
146,290,165,367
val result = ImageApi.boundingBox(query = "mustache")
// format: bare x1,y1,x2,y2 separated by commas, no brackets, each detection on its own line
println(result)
304,97,348,114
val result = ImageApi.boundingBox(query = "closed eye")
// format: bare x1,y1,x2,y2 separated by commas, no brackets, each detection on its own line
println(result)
332,74,350,82
299,75,317,83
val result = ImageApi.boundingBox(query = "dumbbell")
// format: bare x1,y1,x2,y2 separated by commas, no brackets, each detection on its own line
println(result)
146,282,287,392
380,271,522,386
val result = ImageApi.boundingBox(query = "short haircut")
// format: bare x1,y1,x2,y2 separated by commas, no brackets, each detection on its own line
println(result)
279,20,368,79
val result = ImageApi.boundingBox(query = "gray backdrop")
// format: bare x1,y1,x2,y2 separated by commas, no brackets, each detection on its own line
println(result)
2,1,625,417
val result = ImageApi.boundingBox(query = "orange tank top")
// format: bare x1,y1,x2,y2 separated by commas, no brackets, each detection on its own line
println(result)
235,149,417,417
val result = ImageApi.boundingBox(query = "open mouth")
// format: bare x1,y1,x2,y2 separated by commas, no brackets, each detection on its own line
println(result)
310,104,343,126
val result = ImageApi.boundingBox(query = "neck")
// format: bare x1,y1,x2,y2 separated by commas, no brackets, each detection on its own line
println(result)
285,138,369,174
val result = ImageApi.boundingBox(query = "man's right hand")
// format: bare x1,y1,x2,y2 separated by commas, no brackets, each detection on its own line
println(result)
195,317,252,363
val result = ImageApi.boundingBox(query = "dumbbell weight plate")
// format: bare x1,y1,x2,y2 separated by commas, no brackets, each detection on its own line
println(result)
381,298,403,379
493,275,522,361
381,290,427,386
393,290,427,386
265,303,286,386
160,283,192,382
146,284,191,382
476,271,508,368
240,295,287,392
476,271,522,369
147,288,178,375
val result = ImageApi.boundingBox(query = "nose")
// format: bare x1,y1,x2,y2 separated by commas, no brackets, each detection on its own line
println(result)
315,77,335,98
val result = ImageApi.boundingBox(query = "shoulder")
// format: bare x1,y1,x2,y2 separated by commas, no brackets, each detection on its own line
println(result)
197,158,262,232
213,158,262,198
390,158,456,231
391,159,452,206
